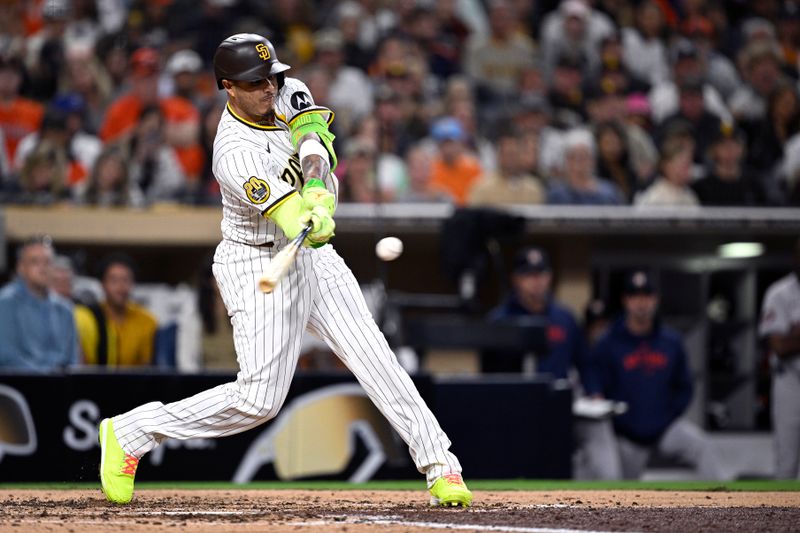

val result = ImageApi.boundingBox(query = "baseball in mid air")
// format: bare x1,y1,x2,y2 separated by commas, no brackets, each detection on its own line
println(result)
375,236,403,261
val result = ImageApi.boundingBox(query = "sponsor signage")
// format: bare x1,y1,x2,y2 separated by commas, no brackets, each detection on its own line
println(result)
0,373,570,481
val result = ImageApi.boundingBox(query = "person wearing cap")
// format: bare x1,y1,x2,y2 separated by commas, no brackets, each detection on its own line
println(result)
584,270,727,480
165,49,205,107
681,16,740,101
692,122,765,206
540,0,615,81
655,75,723,164
547,52,588,128
99,47,162,142
485,246,586,380
759,238,800,479
648,38,731,125
427,116,483,205
487,246,620,480
23,0,73,102
100,47,204,183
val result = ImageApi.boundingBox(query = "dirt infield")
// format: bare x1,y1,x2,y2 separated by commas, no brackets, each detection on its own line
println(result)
1,489,799,532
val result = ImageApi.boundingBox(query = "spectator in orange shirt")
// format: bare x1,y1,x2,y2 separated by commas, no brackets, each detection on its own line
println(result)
0,56,44,166
99,47,204,182
428,117,483,205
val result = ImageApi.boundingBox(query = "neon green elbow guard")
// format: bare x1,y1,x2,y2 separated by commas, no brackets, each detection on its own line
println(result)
266,191,306,239
289,110,338,171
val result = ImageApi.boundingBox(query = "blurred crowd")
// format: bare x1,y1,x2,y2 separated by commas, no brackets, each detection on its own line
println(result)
1,0,800,208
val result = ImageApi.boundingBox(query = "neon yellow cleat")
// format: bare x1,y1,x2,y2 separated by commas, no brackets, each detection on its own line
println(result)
98,418,139,504
429,473,473,507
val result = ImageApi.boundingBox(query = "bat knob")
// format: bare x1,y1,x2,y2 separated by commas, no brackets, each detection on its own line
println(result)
259,278,276,293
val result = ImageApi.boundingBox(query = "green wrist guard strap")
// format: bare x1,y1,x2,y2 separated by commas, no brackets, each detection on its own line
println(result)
289,109,338,171
265,191,306,239
302,178,335,216
302,178,327,192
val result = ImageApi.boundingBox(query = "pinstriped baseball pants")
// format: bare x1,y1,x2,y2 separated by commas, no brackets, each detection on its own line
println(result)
112,239,462,484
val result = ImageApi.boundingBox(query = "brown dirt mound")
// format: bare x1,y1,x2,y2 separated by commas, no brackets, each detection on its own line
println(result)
0,489,798,532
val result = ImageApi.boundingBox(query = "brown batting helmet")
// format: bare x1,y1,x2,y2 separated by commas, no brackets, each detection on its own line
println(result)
213,33,291,89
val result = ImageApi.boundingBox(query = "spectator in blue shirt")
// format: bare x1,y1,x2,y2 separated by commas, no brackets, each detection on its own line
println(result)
585,270,727,479
0,237,78,371
484,246,586,380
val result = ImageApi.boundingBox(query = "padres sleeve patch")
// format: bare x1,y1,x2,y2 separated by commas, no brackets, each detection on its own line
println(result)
243,176,270,204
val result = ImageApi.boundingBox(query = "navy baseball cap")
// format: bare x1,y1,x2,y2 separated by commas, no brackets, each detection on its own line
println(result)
623,270,656,295
513,247,551,274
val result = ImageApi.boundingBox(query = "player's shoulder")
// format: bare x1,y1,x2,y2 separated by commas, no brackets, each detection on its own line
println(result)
277,77,317,118
281,76,311,95
213,113,266,157
765,273,799,301
0,281,16,301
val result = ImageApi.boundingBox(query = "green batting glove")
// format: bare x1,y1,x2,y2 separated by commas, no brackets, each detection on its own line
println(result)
298,204,335,248
267,192,306,239
302,179,335,217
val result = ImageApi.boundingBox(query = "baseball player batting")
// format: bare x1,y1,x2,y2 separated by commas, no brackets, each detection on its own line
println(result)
97,33,472,507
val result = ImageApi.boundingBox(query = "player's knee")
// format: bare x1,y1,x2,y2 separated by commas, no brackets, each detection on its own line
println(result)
232,384,284,420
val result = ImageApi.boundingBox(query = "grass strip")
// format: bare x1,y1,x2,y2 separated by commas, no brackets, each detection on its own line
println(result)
1,480,798,491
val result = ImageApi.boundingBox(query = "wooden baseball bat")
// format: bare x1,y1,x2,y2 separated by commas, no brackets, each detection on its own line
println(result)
258,224,313,293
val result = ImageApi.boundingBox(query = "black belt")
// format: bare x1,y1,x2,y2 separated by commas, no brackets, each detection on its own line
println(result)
234,240,275,248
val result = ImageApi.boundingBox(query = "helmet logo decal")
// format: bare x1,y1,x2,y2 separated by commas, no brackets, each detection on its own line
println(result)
256,43,271,61
290,91,312,110
243,176,270,204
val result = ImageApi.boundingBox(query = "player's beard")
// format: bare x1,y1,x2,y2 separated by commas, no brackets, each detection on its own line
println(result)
238,92,276,125
256,94,278,125
253,108,276,125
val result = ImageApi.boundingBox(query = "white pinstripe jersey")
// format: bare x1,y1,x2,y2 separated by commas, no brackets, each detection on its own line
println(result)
212,77,336,246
